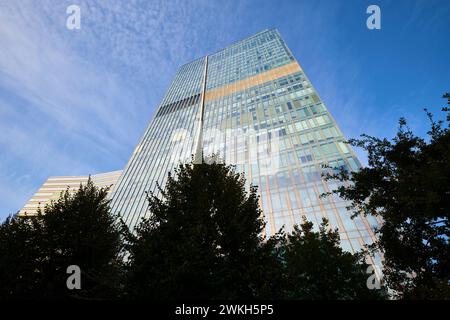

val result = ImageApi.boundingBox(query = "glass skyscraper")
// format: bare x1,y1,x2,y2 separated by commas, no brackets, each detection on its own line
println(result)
110,29,381,255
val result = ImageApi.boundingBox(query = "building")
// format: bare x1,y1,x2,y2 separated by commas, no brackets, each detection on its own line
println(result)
109,29,381,255
19,170,122,216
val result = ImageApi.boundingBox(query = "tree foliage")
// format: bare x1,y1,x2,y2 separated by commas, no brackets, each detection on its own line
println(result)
282,218,385,299
124,160,284,299
125,159,383,299
1,159,392,300
0,179,123,300
324,93,450,299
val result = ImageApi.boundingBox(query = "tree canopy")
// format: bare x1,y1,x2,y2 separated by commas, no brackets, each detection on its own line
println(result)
324,93,450,299
1,159,388,300
0,179,123,300
124,160,284,299
282,218,385,299
124,159,383,299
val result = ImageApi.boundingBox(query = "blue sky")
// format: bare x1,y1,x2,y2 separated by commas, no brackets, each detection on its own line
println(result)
0,0,449,220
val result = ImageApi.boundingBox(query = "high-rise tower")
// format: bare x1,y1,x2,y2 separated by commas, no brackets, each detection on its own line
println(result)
110,29,380,254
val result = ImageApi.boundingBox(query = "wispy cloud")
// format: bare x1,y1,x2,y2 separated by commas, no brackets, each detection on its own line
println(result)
0,0,194,216
0,0,246,217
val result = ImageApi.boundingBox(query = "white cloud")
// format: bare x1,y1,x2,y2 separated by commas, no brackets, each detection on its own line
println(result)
0,1,152,216
0,0,238,218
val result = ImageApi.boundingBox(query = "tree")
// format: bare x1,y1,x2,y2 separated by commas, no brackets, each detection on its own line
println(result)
125,159,283,299
0,215,44,299
282,218,385,299
324,93,450,299
0,178,124,300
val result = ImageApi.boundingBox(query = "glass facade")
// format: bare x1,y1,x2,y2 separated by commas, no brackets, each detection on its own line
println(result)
110,29,381,256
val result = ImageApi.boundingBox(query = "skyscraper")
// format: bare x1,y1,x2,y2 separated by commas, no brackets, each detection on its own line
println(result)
110,29,381,254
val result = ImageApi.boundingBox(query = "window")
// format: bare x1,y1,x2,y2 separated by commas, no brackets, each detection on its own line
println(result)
340,239,353,252
278,128,287,137
288,188,298,208
338,141,350,153
271,193,282,211
316,116,326,126
347,157,359,171
275,105,282,113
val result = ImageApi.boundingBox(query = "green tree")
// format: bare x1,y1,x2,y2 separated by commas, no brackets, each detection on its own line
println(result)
0,178,124,300
282,218,385,299
324,93,450,299
125,160,283,299
0,215,44,299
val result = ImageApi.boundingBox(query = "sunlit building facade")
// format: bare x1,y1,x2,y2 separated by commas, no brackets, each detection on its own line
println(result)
19,170,122,216
110,29,381,256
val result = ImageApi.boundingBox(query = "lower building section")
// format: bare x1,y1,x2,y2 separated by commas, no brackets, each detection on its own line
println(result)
19,170,122,216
